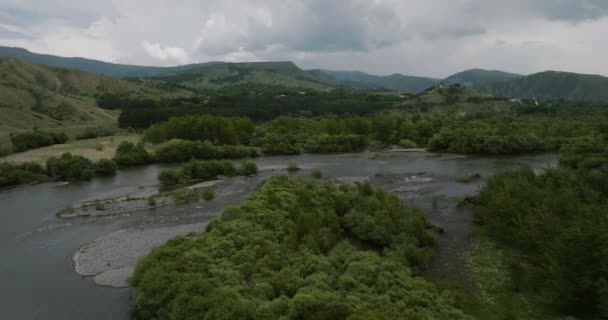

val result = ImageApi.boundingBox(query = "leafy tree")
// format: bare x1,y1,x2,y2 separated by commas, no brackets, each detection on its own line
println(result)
113,141,152,167
46,153,95,181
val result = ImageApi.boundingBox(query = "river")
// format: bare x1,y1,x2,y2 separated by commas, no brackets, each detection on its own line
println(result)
0,151,558,320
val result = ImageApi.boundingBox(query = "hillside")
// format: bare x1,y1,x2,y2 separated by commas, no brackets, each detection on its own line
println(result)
0,58,191,133
484,71,608,101
145,61,334,90
443,68,523,87
320,70,439,93
0,46,217,78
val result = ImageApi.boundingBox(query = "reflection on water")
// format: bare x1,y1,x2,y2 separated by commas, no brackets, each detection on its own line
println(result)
0,152,558,320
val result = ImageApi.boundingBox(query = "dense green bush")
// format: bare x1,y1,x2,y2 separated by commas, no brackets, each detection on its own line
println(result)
239,159,258,175
471,167,608,318
153,140,260,163
0,162,48,187
144,115,255,145
11,131,68,152
46,153,95,181
113,141,152,167
94,159,117,176
131,176,464,320
304,134,366,153
158,159,242,188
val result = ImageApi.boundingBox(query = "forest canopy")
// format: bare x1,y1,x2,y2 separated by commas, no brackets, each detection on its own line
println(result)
130,176,466,320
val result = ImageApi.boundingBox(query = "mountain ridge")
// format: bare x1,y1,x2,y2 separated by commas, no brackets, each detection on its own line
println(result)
2,46,608,100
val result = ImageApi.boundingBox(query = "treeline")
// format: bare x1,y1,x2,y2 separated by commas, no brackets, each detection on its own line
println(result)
153,140,260,163
142,114,437,155
158,158,258,188
99,87,401,128
143,115,255,145
10,131,67,153
0,153,117,187
130,176,466,319
142,112,582,156
0,140,261,188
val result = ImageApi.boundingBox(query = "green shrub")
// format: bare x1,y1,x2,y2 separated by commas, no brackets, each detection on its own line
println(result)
0,161,48,187
94,159,117,176
240,159,258,175
158,169,181,188
10,131,68,152
46,153,95,181
202,188,215,201
399,139,418,148
113,141,151,167
311,169,323,179
287,160,300,172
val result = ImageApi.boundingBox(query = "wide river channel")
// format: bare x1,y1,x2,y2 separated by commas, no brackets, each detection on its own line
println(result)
0,151,558,320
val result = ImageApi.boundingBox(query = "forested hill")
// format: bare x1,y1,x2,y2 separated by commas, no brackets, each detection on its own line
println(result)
3,46,608,100
143,61,335,90
319,70,440,93
481,71,608,101
443,69,523,87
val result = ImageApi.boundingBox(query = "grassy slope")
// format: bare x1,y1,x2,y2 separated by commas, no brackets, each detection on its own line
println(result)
0,57,193,133
1,134,141,164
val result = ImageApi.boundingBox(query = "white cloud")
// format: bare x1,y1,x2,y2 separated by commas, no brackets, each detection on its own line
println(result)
141,41,189,65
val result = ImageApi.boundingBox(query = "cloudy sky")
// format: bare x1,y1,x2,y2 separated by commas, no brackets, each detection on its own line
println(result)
0,0,606,78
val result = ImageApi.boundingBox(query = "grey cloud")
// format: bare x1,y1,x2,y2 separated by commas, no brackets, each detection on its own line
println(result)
1,0,608,77
539,0,608,21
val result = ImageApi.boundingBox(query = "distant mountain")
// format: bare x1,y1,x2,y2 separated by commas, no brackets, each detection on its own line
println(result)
320,70,439,93
3,46,608,101
148,61,334,90
0,46,216,78
483,71,608,102
443,69,523,87
0,57,190,132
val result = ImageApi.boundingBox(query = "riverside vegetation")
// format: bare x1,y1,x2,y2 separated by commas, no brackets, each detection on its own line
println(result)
130,176,467,320
1,83,608,320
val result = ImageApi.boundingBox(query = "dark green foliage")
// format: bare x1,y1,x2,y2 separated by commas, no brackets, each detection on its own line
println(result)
158,159,238,188
117,87,401,128
286,160,300,172
202,188,215,201
144,115,255,145
471,167,608,318
311,169,323,179
158,170,181,188
130,177,465,320
153,140,260,163
0,161,48,187
304,134,366,153
113,141,152,167
239,159,258,175
94,159,117,176
46,153,95,181
10,131,67,152
75,127,115,140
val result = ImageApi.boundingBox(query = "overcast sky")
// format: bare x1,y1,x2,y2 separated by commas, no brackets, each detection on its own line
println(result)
0,0,606,78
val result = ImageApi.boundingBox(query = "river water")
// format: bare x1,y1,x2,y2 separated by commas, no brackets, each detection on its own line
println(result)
0,151,558,320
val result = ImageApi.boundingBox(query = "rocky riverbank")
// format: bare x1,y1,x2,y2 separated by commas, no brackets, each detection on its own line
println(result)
73,222,208,287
